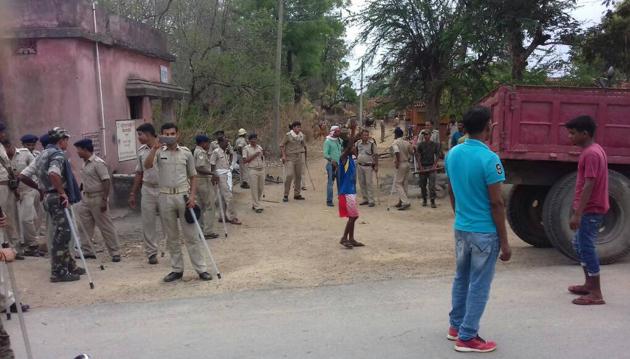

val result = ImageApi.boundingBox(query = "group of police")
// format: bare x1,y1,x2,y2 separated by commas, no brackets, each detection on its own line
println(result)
0,120,270,286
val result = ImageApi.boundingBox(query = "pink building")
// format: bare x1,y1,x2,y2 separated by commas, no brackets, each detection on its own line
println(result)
0,0,186,174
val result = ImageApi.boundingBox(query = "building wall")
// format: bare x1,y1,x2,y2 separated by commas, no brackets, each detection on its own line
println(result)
0,37,171,175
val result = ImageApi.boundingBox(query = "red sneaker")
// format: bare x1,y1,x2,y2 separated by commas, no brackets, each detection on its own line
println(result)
454,336,497,353
447,327,458,341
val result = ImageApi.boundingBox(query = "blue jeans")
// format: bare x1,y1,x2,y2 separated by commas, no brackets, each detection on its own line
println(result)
449,230,499,341
573,213,604,276
326,162,335,204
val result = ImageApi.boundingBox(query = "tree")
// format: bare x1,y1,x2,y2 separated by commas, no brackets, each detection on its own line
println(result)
357,0,496,125
580,0,630,81
471,0,578,81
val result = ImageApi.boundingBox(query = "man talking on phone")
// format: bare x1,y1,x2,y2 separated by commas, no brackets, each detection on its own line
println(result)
144,123,211,282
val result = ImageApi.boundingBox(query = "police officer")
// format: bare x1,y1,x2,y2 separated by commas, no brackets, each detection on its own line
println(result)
234,128,249,189
129,123,163,264
280,121,307,202
19,127,85,282
13,135,41,256
392,127,413,211
193,135,219,239
210,137,242,225
73,139,121,262
242,133,265,213
0,135,21,258
144,123,211,282
354,129,378,207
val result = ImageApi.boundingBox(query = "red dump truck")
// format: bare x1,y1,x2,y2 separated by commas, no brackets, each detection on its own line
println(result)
479,85,630,264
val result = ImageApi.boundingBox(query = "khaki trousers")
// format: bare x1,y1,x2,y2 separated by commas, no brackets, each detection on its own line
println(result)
158,193,207,273
141,185,163,258
0,187,19,251
238,154,249,184
249,168,265,209
17,189,38,248
218,175,237,220
357,164,376,205
196,177,216,235
77,195,120,257
34,194,45,235
395,162,410,205
284,156,304,197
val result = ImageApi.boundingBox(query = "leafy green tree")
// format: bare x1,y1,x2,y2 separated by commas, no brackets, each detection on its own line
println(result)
580,0,630,81
357,0,497,124
470,0,578,81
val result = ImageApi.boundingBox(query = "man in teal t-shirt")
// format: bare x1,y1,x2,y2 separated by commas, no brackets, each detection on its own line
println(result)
444,107,511,354
323,126,342,207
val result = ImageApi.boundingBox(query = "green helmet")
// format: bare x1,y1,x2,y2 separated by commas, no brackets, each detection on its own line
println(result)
48,127,70,141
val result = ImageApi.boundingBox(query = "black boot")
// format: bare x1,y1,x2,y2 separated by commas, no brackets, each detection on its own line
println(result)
422,198,428,207
431,199,436,208
163,272,184,282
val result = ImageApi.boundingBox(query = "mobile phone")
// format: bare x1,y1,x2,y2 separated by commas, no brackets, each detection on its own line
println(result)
159,136,177,145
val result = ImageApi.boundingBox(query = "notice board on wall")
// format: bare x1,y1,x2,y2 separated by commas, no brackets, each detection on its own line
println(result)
116,120,137,162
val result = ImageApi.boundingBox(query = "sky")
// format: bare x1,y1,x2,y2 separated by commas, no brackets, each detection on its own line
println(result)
343,0,609,89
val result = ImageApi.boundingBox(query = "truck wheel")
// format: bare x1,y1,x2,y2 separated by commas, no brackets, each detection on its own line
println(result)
542,170,630,264
507,185,552,248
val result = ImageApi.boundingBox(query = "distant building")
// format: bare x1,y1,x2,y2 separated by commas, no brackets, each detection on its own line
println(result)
0,0,186,173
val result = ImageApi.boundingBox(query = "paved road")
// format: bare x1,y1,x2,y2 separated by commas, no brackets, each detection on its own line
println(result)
6,262,630,358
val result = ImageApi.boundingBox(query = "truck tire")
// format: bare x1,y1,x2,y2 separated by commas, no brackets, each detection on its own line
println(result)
507,185,552,248
542,170,630,264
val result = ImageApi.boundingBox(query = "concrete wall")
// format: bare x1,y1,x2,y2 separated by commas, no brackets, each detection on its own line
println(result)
0,0,178,178
0,37,171,174
3,0,173,60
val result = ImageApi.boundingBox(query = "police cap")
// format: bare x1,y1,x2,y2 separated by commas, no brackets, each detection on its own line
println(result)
20,134,39,144
195,134,210,144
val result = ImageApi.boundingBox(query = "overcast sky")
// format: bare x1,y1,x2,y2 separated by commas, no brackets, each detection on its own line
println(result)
344,0,609,88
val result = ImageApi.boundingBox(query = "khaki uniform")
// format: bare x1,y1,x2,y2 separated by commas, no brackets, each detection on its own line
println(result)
355,139,377,205
0,146,19,252
12,148,39,248
76,155,120,257
193,146,216,236
242,144,265,210
210,147,237,220
32,150,45,235
154,145,207,274
136,144,163,258
392,138,412,205
234,137,249,184
379,120,385,142
280,131,305,197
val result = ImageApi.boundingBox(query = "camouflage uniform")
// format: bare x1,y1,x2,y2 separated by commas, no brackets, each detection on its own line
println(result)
0,309,14,358
21,145,78,277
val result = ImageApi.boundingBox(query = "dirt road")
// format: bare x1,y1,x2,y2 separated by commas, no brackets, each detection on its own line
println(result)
13,129,577,308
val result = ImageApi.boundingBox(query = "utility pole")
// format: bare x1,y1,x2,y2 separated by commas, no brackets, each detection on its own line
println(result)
273,0,284,158
359,58,364,127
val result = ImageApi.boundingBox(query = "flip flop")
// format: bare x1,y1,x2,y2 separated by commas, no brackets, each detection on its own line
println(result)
572,296,606,305
339,239,353,249
230,219,242,225
568,285,590,295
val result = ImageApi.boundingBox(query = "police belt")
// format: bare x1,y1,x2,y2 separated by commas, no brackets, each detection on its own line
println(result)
160,185,189,195
358,163,374,167
0,181,8,186
83,191,103,198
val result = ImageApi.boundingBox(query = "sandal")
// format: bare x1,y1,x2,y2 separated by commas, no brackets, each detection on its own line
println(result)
568,285,590,295
230,219,242,225
349,240,365,247
572,295,606,305
339,239,353,249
